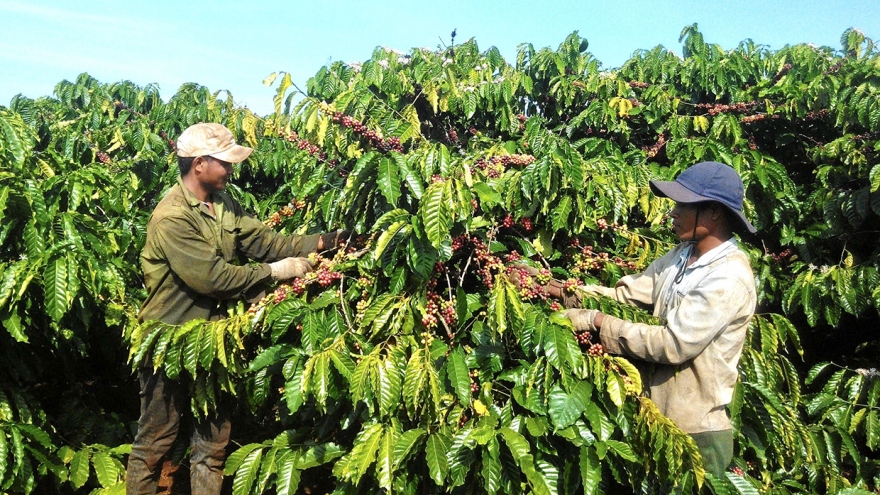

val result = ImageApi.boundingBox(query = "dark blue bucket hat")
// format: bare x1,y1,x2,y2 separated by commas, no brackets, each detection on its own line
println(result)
649,161,757,234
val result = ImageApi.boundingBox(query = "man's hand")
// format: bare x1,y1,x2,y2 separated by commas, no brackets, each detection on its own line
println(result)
270,257,315,281
319,230,352,251
562,308,600,332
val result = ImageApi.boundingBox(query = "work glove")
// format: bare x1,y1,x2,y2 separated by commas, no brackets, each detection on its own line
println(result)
562,309,599,333
269,257,315,281
320,230,352,251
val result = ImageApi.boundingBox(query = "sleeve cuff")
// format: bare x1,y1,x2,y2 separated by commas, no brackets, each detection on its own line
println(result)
598,315,626,355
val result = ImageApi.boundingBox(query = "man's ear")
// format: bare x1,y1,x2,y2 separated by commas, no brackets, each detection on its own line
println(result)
191,156,206,174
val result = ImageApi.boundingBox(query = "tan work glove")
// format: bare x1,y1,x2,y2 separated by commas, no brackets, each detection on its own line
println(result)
562,309,599,333
269,257,315,281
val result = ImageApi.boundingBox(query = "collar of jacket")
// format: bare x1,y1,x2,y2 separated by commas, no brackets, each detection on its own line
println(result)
176,176,215,208
679,237,740,271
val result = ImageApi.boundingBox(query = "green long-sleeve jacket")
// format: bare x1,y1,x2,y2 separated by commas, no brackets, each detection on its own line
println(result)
138,179,320,325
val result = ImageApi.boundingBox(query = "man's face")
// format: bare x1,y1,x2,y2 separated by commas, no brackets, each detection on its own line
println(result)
669,202,701,241
197,155,234,192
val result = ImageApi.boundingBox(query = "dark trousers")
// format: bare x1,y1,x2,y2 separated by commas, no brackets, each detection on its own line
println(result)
126,368,231,495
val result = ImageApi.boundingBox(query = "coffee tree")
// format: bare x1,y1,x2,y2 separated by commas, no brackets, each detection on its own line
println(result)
1,26,879,494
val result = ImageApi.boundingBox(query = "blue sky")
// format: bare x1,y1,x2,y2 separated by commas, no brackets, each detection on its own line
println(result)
1,0,877,116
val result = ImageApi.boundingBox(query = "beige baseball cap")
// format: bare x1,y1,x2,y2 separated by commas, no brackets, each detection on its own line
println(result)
175,123,253,163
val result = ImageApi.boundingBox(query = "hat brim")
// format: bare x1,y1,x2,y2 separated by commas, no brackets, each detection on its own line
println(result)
210,144,253,163
650,180,757,234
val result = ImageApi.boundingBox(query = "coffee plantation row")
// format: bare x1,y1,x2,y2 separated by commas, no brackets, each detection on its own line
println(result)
0,26,878,494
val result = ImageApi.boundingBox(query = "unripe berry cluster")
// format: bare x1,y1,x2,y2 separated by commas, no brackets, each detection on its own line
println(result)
264,197,308,228
536,269,552,285
423,290,458,329
567,244,636,276
563,278,583,294
596,219,628,233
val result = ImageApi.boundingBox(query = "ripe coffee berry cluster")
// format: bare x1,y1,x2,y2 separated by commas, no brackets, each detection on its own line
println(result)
96,151,111,164
247,251,349,315
469,236,504,288
628,81,650,89
451,234,471,252
505,265,548,300
642,133,666,159
158,130,176,150
303,253,344,288
575,329,593,346
805,109,830,120
279,130,327,160
474,154,536,178
770,248,794,264
748,135,758,151
324,109,404,154
696,101,758,116
248,282,295,315
740,113,778,124
770,63,793,84
824,60,843,74
502,214,515,228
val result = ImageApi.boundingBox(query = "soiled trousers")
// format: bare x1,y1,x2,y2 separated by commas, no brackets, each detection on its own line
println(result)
126,368,231,495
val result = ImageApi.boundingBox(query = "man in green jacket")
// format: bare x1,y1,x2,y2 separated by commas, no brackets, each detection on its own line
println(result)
127,123,344,495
